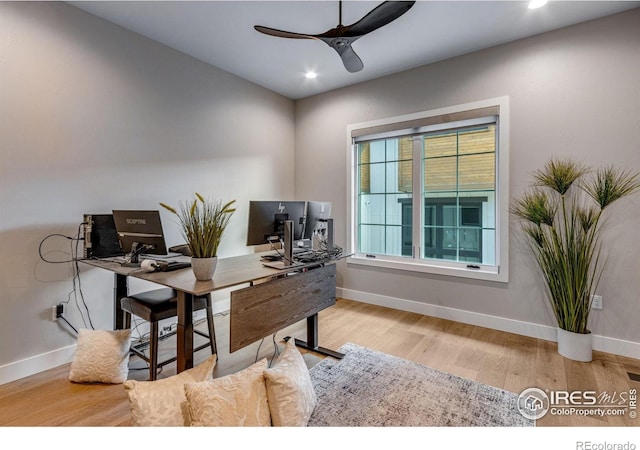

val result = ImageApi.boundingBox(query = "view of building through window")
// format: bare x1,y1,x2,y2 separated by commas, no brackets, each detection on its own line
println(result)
357,123,496,266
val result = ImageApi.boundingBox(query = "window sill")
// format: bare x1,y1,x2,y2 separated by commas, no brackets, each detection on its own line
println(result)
347,254,508,283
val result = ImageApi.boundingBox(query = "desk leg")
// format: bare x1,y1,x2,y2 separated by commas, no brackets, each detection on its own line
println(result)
176,291,194,373
113,274,128,330
289,314,344,359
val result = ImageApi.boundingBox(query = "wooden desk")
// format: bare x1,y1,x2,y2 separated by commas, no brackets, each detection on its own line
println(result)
82,252,340,373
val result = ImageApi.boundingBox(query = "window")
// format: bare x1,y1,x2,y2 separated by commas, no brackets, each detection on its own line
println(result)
348,98,509,282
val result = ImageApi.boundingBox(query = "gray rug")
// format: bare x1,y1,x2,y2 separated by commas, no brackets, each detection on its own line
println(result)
307,342,534,427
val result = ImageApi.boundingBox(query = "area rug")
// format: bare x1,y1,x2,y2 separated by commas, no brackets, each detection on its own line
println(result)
307,342,534,427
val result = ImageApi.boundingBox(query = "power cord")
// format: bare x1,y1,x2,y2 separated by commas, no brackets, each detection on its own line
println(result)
57,315,78,334
39,222,95,331
255,332,284,367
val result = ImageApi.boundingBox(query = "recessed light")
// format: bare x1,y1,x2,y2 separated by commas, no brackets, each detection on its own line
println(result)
305,71,318,79
528,0,548,9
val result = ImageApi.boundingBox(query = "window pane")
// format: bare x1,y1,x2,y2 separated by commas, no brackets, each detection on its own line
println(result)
356,138,413,258
458,125,495,155
459,228,480,252
482,192,496,229
396,137,413,193
424,132,456,158
368,163,386,194
355,110,501,272
385,162,404,193
385,225,404,257
424,156,457,192
458,153,495,191
386,194,408,225
359,194,385,225
358,224,385,254
358,143,371,194
420,122,496,265
368,141,386,163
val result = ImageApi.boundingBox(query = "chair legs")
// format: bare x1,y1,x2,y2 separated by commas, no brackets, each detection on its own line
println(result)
194,295,218,361
123,294,217,381
148,321,159,381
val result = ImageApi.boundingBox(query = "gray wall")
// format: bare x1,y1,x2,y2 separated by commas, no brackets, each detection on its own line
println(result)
2,2,639,383
0,2,295,376
295,9,640,345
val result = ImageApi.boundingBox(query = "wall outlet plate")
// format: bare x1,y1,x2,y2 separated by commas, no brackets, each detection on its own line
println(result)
591,295,603,310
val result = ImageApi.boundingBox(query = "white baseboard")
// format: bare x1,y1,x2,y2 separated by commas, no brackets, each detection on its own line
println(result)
3,291,637,386
0,297,233,386
0,344,77,386
337,287,640,360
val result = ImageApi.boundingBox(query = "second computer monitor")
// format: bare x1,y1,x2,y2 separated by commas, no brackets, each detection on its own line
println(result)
112,210,169,256
246,201,307,246
303,201,332,240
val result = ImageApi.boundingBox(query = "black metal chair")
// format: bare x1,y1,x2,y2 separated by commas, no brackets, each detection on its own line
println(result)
121,288,217,381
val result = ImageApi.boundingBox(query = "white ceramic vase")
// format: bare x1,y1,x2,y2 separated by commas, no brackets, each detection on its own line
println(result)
557,327,592,362
191,256,218,281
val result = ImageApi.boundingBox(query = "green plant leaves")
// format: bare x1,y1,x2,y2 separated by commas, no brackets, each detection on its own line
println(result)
512,158,640,334
581,166,640,209
160,195,236,258
533,158,588,195
510,189,557,226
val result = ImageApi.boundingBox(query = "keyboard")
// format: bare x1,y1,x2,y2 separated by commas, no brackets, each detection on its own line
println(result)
162,261,191,272
141,252,182,260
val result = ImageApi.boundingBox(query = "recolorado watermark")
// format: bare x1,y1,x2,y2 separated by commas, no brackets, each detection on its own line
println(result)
517,387,637,420
576,442,636,450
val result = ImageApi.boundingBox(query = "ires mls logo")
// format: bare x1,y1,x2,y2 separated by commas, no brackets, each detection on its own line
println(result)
518,387,638,420
518,387,549,420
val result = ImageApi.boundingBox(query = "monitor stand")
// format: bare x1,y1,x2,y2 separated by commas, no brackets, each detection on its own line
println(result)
326,218,334,251
262,220,302,269
283,220,294,266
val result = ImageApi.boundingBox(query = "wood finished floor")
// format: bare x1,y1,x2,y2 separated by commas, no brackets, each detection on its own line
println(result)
1,298,639,427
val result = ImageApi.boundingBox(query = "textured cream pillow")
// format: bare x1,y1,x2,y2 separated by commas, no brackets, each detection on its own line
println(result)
68,328,132,384
184,359,271,426
264,339,317,426
123,355,217,426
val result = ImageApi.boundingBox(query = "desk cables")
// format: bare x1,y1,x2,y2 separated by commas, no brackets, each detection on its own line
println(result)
38,222,95,333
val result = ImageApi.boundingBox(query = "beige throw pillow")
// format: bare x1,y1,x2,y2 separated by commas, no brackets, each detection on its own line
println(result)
184,359,271,426
68,328,132,384
123,355,217,426
264,339,317,426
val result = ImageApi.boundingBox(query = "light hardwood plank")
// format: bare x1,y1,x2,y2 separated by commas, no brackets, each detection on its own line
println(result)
1,298,639,427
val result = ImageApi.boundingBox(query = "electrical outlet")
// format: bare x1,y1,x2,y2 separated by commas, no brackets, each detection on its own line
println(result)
51,303,64,321
591,295,603,310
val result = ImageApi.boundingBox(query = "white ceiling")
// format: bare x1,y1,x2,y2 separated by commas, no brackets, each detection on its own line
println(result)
69,1,640,100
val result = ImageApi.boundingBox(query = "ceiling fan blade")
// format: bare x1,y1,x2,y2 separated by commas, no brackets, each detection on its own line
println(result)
254,25,316,40
327,39,364,73
346,1,416,37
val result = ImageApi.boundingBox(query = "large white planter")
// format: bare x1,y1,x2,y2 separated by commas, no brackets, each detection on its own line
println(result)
191,257,218,281
557,327,592,362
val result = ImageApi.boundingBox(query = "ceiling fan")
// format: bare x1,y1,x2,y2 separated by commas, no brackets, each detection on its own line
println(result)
254,1,416,73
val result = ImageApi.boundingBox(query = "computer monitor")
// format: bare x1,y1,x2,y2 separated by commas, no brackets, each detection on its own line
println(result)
112,210,169,256
83,213,126,258
246,201,307,246
303,201,332,240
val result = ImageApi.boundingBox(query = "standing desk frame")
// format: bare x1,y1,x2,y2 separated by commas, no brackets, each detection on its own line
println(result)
82,252,342,373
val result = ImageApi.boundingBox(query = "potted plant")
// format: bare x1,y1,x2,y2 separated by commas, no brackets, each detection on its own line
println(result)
511,158,640,362
160,194,236,281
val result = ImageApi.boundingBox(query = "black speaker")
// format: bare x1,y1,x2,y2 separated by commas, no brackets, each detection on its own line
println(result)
83,214,125,258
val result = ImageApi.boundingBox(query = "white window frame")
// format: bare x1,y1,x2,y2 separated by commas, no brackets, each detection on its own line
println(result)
346,97,509,283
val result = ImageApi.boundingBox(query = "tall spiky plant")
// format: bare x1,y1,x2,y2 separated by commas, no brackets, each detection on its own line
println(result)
160,194,236,258
512,158,640,334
